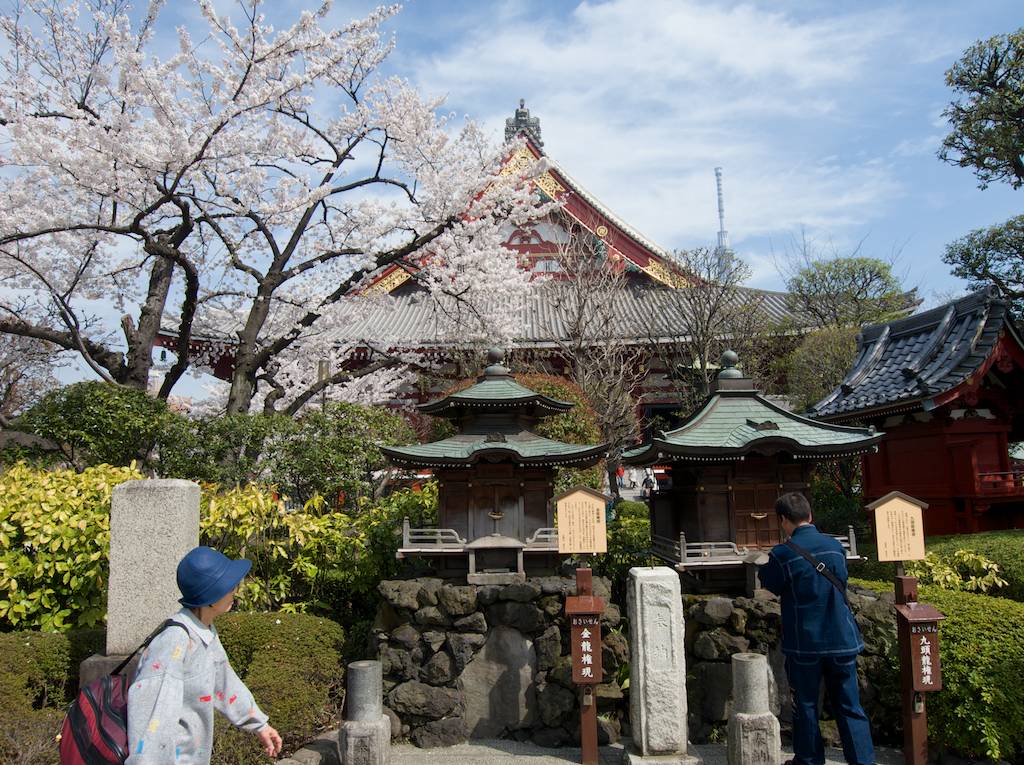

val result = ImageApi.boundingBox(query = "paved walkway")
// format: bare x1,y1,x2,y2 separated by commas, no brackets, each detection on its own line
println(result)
389,740,906,765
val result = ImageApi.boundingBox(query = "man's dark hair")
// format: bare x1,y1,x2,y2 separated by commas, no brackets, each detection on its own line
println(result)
775,492,812,523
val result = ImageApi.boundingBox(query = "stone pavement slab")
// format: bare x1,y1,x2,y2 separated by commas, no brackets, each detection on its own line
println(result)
386,740,905,765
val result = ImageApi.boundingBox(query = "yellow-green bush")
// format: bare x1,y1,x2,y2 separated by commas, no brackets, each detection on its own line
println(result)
926,530,1024,601
851,578,1024,760
0,462,144,631
0,613,345,765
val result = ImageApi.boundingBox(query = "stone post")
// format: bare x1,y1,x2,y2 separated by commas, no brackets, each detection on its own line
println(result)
338,660,391,765
622,567,700,765
726,653,781,765
80,479,200,685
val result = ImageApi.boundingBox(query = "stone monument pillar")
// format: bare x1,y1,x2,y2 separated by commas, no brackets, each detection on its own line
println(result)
80,479,200,685
726,653,781,765
623,567,699,765
338,660,391,765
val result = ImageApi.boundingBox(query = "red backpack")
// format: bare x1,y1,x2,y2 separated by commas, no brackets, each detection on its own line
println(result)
59,620,187,765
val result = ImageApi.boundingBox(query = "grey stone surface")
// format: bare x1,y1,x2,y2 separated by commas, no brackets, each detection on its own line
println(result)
347,660,384,722
438,585,477,616
388,681,460,719
446,632,486,673
535,625,561,671
337,717,390,765
452,612,487,633
458,625,537,737
411,717,469,748
698,598,735,627
626,567,692,758
485,601,545,632
107,479,199,655
726,653,780,765
379,580,421,611
423,651,454,686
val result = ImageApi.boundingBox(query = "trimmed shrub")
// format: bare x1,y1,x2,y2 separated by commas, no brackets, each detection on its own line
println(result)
12,381,176,469
0,612,345,765
593,499,656,603
925,530,1024,601
851,578,1024,760
0,462,144,631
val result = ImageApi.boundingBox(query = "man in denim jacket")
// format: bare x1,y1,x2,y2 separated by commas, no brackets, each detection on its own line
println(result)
758,492,875,765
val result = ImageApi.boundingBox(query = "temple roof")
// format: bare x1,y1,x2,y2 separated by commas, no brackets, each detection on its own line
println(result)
419,348,573,418
381,433,607,468
623,352,883,464
811,286,1024,421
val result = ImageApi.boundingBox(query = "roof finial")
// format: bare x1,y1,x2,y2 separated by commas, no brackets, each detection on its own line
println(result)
484,346,511,377
505,99,544,148
718,350,742,379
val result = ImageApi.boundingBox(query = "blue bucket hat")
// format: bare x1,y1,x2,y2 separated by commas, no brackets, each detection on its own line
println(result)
176,546,252,608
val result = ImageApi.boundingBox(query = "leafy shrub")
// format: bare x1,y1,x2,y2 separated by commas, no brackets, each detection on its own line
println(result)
0,613,344,765
12,382,175,469
851,578,1024,760
201,485,364,613
0,462,144,631
159,403,414,509
925,530,1024,601
906,550,1008,594
0,631,68,765
593,499,656,603
212,612,345,765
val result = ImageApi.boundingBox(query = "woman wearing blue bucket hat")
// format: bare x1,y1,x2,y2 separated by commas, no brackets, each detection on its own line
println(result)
125,547,282,764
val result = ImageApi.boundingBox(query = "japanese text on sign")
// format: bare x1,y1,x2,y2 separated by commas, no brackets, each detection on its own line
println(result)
570,614,602,684
874,496,926,562
557,489,608,554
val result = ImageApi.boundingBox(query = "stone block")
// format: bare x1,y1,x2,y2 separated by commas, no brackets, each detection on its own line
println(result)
626,567,693,758
458,625,537,736
446,632,486,673
389,625,420,649
452,612,487,633
387,681,460,719
336,716,390,765
726,652,780,765
410,717,468,748
437,585,477,616
485,601,545,632
697,597,735,626
378,580,421,612
498,581,542,602
535,625,561,671
107,479,199,655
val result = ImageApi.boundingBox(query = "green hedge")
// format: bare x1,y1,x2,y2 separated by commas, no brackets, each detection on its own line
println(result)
925,530,1024,601
0,612,344,765
851,578,1024,760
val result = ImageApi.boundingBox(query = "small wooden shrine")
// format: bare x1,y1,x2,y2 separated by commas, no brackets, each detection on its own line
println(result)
623,351,883,582
811,286,1024,535
381,348,607,584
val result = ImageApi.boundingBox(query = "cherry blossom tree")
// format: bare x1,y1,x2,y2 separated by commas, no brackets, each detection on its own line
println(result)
0,0,545,415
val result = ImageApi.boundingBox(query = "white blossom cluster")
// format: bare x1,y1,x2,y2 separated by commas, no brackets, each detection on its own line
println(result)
0,0,553,414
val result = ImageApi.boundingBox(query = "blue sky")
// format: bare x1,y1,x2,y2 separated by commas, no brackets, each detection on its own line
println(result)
342,0,1023,301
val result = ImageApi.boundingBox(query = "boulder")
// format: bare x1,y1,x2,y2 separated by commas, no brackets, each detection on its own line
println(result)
422,630,446,653
597,715,621,745
452,612,487,633
535,576,572,596
458,625,537,737
697,597,735,626
379,580,421,612
535,625,562,671
601,603,621,629
486,602,545,633
693,661,733,720
499,581,542,602
387,681,460,719
390,624,421,649
539,595,563,617
476,585,501,607
438,585,478,617
380,645,419,682
383,705,402,740
602,630,629,670
533,726,570,748
423,651,454,686
417,578,443,607
537,682,576,727
446,632,486,673
413,606,450,628
693,628,750,661
411,717,468,748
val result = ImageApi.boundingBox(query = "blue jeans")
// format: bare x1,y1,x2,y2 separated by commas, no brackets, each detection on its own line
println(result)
785,654,875,765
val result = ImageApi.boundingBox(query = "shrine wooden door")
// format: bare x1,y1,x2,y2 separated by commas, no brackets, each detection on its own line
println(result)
732,483,782,548
469,482,522,540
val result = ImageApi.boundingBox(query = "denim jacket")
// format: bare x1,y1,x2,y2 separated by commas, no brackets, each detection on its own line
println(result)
759,524,864,658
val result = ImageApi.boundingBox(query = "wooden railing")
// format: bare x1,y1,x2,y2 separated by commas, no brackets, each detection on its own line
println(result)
650,524,859,568
401,517,466,549
525,527,558,548
977,471,1024,495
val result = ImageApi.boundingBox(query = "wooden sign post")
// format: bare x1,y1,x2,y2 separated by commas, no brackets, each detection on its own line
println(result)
556,486,610,765
867,491,944,765
565,568,604,765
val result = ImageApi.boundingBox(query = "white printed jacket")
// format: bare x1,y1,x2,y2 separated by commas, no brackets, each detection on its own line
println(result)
125,608,268,764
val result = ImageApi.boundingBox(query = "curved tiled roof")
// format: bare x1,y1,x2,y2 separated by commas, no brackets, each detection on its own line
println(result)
811,286,1023,420
381,433,607,468
623,385,881,464
418,367,573,418
324,281,793,348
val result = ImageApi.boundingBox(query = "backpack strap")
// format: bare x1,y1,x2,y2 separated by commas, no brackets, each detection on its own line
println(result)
784,539,851,608
111,619,190,676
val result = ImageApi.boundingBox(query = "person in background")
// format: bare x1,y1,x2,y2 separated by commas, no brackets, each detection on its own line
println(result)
615,464,625,488
126,546,283,764
758,492,875,765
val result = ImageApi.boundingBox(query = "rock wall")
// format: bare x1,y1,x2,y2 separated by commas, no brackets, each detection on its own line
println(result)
683,583,901,745
373,575,629,748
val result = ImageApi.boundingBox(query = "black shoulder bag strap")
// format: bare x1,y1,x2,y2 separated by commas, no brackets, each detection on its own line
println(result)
111,619,190,676
785,539,850,608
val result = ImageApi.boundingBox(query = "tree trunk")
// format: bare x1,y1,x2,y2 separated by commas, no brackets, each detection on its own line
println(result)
121,257,175,390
